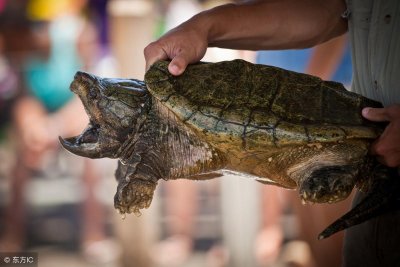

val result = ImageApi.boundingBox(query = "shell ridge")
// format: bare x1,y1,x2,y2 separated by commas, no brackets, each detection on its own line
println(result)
304,125,311,143
147,59,379,148
272,119,281,147
320,80,326,120
241,63,258,150
268,68,284,116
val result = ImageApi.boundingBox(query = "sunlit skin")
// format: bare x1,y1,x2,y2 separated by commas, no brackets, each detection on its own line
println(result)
362,105,400,168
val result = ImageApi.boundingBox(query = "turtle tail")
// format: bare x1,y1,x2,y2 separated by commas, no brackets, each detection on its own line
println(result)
318,165,400,240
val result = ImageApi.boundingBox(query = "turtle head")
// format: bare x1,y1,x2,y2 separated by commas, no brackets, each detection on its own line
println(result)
60,71,150,159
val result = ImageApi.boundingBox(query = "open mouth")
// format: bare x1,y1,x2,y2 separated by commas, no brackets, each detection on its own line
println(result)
59,71,104,158
59,122,101,158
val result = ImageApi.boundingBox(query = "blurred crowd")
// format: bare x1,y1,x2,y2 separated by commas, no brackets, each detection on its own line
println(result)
0,1,353,267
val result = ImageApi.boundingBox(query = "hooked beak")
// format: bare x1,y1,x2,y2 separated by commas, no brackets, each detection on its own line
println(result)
59,123,102,158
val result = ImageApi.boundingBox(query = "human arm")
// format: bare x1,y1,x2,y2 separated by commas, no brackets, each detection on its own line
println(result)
13,96,88,153
144,0,347,75
362,105,400,168
254,186,285,266
305,34,347,80
47,96,88,139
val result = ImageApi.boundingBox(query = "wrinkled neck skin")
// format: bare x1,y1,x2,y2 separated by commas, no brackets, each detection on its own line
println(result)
120,98,226,180
114,97,226,215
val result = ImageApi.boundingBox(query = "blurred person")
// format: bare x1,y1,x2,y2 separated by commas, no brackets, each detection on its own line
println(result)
0,0,34,121
87,0,109,51
254,36,352,267
255,187,287,267
0,34,18,136
0,1,21,192
0,0,119,263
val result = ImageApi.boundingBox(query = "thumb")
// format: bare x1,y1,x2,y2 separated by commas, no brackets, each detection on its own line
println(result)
169,53,190,76
362,107,390,122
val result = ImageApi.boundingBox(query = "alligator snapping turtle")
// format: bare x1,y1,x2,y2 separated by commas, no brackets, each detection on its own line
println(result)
60,59,399,239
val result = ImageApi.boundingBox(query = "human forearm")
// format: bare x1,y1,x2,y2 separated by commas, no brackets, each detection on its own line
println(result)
193,0,347,50
144,0,347,75
305,34,347,80
49,97,88,137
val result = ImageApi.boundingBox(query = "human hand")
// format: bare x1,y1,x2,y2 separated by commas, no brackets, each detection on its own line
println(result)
362,104,400,168
144,17,208,76
20,116,58,153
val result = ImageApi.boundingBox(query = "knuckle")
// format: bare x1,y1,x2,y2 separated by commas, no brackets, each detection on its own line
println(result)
389,104,400,115
143,43,155,57
144,41,160,54
384,157,399,168
384,104,400,118
374,145,388,156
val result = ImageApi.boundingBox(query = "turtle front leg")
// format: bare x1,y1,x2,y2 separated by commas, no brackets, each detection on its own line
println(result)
299,165,358,204
113,161,159,216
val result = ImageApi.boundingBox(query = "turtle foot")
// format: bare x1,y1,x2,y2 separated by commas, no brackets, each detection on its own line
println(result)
114,178,157,216
299,165,355,204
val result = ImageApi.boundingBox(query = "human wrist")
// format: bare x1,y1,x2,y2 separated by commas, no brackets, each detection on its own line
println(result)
181,9,215,47
184,3,236,48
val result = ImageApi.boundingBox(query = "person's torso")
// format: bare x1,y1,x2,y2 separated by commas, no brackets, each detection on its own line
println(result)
347,0,400,106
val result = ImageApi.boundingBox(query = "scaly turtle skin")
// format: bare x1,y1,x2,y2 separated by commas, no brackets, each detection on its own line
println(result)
60,59,400,239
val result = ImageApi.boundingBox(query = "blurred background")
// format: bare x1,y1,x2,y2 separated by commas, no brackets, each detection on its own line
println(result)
0,0,353,266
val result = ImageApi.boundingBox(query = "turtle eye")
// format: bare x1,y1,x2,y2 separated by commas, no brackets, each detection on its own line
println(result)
89,87,97,98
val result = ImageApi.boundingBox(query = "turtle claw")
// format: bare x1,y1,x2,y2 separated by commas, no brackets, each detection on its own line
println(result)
318,167,400,239
299,165,356,203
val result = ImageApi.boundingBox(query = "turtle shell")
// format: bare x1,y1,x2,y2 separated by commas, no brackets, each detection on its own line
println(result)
145,60,383,150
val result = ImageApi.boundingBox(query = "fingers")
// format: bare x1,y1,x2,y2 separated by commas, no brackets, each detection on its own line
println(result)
372,138,400,168
144,42,191,76
144,42,168,71
368,106,400,168
169,53,190,76
144,24,208,76
144,43,192,76
362,107,390,122
370,140,400,168
362,105,400,122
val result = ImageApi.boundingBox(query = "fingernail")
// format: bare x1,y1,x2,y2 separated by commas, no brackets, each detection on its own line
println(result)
169,64,181,75
362,107,370,117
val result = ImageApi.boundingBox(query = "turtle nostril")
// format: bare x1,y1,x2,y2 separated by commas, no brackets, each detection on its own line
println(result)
75,71,95,83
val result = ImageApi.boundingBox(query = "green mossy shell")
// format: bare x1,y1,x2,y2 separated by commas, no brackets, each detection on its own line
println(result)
145,60,382,147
